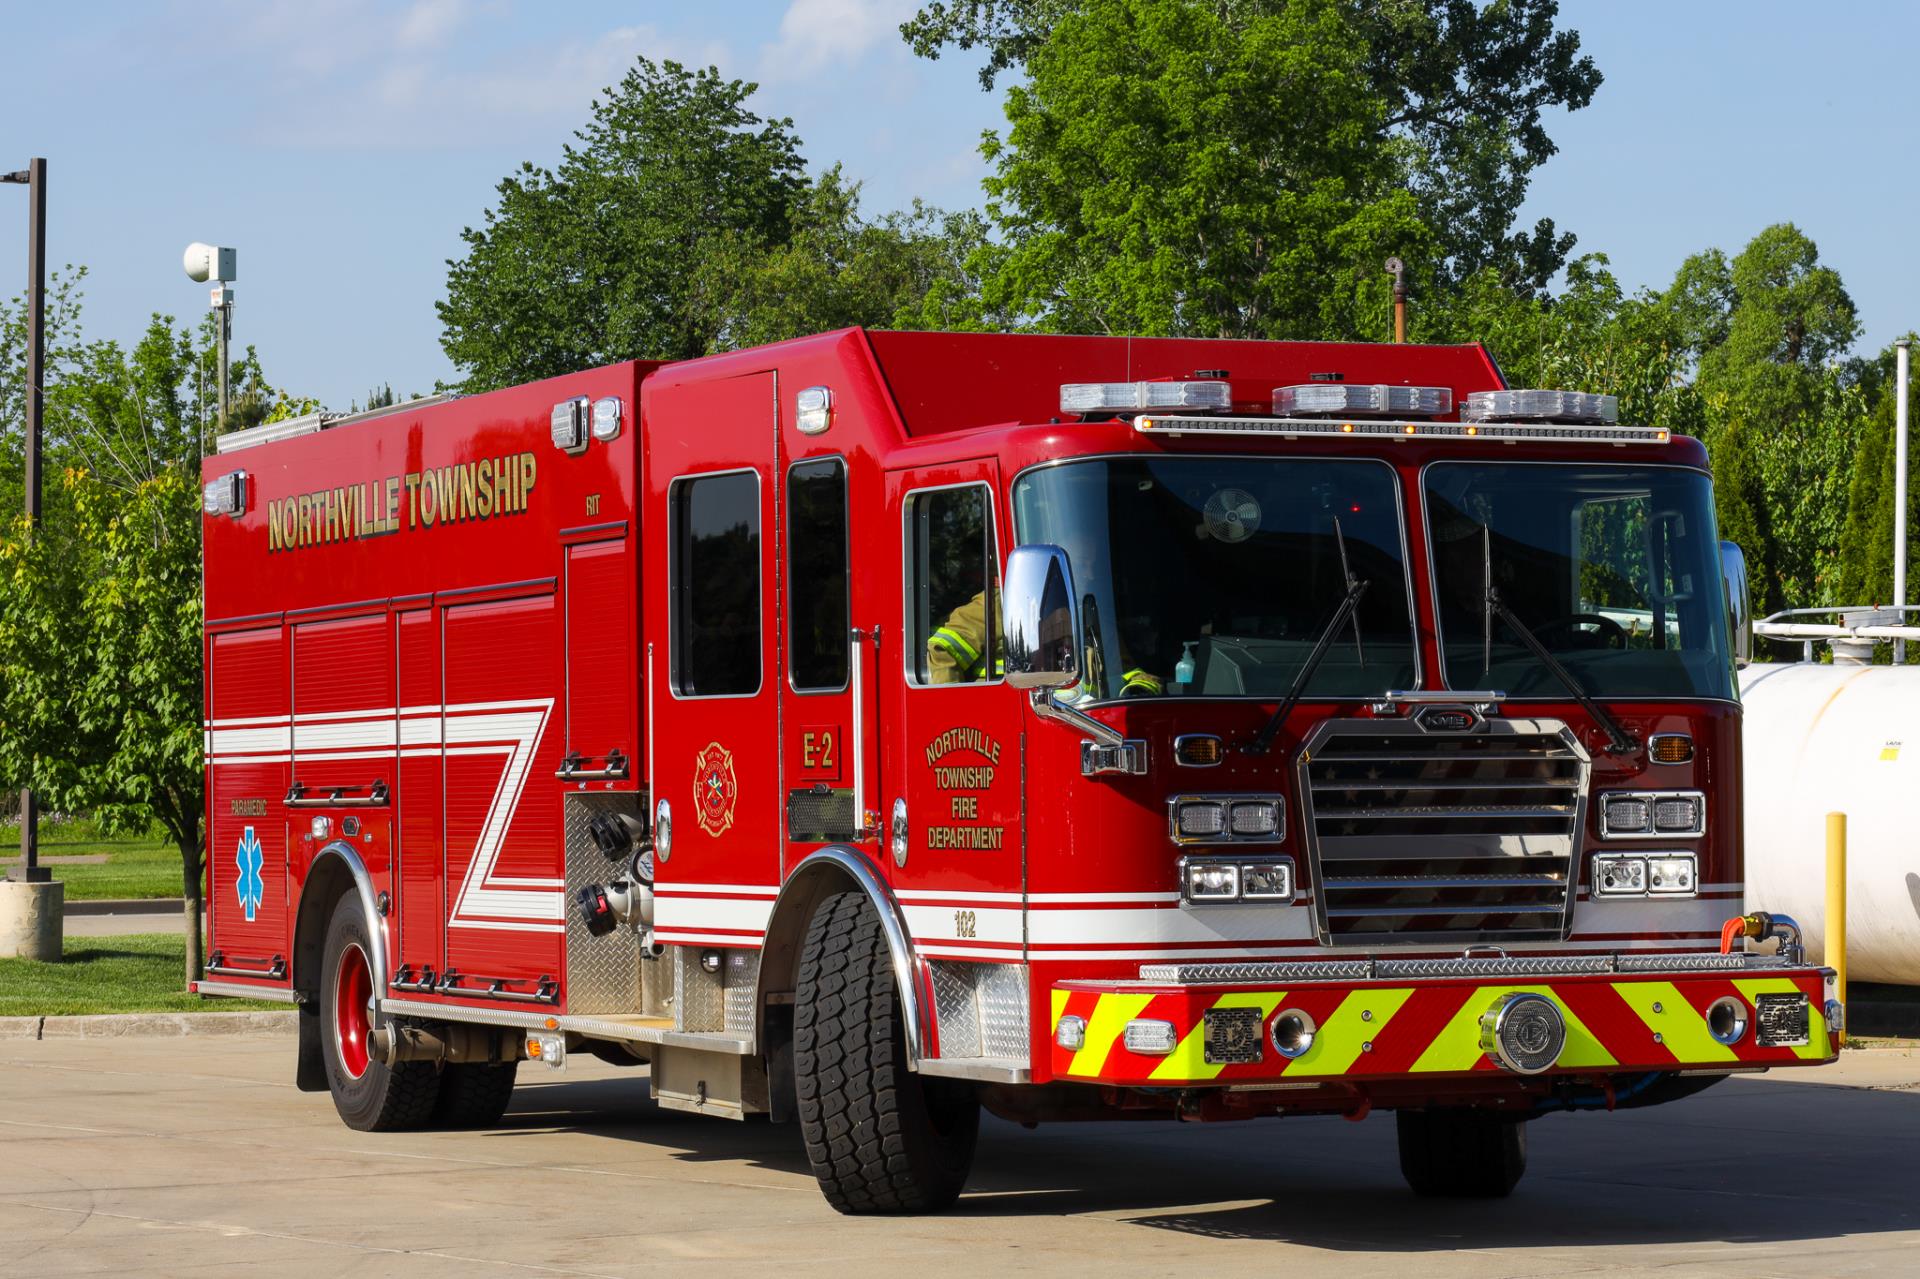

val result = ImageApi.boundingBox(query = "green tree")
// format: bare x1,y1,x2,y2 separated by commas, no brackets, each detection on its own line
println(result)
904,0,1601,290
1835,339,1920,632
439,58,809,390
0,470,205,981
975,0,1431,339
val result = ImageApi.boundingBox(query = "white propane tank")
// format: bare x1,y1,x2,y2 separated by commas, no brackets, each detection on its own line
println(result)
1740,661,1920,985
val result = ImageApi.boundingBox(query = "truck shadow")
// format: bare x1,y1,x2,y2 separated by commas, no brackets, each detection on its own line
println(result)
497,1072,1920,1249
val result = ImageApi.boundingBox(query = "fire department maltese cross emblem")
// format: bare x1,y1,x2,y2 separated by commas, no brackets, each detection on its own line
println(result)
692,742,739,836
235,825,265,923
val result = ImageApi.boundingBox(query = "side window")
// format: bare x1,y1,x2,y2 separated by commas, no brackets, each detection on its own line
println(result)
788,457,849,692
671,471,761,696
907,484,1001,686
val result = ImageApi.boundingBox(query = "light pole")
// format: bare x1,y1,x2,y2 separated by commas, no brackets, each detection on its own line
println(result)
183,243,236,428
2,158,48,887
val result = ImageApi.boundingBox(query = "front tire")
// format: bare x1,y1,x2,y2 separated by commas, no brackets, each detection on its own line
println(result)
432,1062,519,1128
319,894,440,1131
793,890,979,1214
1396,1108,1529,1197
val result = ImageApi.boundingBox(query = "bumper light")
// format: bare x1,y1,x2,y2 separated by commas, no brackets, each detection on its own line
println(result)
1479,992,1566,1075
1123,1019,1178,1055
1055,1014,1087,1052
1269,1008,1317,1059
527,1032,567,1070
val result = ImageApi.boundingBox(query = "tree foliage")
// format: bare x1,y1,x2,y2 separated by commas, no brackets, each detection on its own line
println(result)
439,59,810,389
905,0,1600,290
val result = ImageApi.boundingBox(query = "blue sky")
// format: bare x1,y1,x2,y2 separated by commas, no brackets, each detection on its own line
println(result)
1,1,1913,411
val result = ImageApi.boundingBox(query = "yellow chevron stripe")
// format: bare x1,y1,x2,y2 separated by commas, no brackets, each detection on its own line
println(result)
1613,981,1736,1065
1049,987,1071,1032
1147,991,1288,1082
1282,987,1415,1077
1412,985,1617,1073
1067,993,1155,1077
1733,978,1832,1060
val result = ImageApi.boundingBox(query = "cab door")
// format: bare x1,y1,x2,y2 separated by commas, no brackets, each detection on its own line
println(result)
884,465,1026,962
780,453,859,873
644,372,782,943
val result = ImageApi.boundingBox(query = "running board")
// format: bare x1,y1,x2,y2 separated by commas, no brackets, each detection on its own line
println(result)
379,997,753,1055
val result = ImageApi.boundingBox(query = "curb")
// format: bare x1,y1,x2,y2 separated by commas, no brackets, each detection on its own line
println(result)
0,1011,296,1040
65,898,183,917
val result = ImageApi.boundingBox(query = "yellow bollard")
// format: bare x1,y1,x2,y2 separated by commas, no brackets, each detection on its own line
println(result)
1826,811,1847,1045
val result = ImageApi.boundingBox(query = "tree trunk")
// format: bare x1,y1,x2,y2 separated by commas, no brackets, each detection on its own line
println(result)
181,841,204,990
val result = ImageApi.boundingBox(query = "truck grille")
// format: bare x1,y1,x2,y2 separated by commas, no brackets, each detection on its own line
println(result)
1295,716,1588,946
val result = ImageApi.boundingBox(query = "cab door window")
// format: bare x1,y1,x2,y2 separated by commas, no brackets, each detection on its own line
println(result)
907,483,1000,686
670,470,761,697
788,457,850,692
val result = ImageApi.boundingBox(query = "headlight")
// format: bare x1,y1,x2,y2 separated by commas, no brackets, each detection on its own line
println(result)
1592,851,1697,899
1600,790,1705,839
1185,860,1240,901
1168,793,1285,844
1180,855,1296,905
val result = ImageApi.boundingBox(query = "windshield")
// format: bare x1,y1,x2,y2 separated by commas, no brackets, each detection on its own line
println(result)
1012,457,1417,700
1425,462,1735,701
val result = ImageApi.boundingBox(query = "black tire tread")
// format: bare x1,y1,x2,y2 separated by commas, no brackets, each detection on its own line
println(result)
320,895,441,1132
1396,1108,1528,1198
432,1062,519,1128
793,890,976,1213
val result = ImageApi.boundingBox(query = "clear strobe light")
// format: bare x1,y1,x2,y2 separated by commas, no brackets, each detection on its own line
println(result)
1061,380,1231,414
1461,389,1618,425
1273,383,1452,417
202,470,247,517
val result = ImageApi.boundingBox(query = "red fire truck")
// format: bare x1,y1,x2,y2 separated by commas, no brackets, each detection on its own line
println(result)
198,329,1839,1212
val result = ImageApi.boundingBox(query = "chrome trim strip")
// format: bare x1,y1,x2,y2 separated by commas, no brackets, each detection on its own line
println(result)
918,1056,1032,1084
1135,950,1788,985
311,839,386,1002
196,980,297,1002
763,846,931,1068
376,997,755,1055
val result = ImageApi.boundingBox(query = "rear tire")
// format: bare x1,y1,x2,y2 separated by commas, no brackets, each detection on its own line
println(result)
319,894,440,1131
794,890,979,1214
1396,1108,1529,1197
431,1062,519,1128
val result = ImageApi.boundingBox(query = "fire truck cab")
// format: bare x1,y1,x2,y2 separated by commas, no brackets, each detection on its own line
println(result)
200,329,1839,1212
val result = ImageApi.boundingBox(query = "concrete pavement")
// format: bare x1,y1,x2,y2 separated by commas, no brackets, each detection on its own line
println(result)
1,1033,1916,1278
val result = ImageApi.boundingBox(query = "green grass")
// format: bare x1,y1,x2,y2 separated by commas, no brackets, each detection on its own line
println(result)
0,933,284,1016
1,822,184,900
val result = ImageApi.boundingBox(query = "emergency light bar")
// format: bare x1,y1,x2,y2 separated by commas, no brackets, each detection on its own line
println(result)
1134,415,1670,446
1061,380,1231,414
1273,383,1452,418
1462,389,1618,425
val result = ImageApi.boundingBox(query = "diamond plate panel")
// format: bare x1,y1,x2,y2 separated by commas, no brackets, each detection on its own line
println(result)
930,961,1029,1062
723,949,761,1038
1375,955,1613,979
1615,951,1773,972
977,963,1030,1059
1138,960,1372,985
675,945,727,1033
931,961,982,1058
563,793,644,1015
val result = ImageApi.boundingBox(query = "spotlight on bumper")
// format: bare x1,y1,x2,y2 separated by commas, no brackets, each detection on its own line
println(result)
1478,992,1566,1075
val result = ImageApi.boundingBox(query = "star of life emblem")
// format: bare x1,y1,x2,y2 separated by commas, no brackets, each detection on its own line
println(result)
235,825,265,923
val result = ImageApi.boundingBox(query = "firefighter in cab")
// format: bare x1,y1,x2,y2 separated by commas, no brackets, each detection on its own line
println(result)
929,578,1164,696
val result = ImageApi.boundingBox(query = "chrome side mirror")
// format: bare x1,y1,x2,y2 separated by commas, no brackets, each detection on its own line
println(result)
1720,540,1752,667
1002,544,1081,691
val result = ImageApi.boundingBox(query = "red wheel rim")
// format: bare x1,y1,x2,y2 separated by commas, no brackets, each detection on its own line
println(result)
334,942,373,1080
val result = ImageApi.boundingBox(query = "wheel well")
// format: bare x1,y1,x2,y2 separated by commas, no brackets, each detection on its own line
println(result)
291,854,357,1092
756,849,927,1076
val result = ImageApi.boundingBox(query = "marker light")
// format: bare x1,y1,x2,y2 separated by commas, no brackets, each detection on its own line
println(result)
1123,1019,1178,1055
202,471,247,517
590,397,622,442
1461,389,1619,425
796,385,833,435
308,815,332,841
550,396,589,454
1056,1014,1088,1051
1272,383,1452,417
1061,380,1231,414
527,1032,567,1069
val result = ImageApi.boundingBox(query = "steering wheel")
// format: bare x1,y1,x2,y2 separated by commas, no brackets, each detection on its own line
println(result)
1530,612,1629,651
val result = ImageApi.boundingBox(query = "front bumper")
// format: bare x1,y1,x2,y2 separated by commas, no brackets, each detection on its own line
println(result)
1047,954,1839,1086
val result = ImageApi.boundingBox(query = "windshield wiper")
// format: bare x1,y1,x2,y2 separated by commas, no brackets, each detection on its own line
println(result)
1484,582,1639,757
1246,576,1370,756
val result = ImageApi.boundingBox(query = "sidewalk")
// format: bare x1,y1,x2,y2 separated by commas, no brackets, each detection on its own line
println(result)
62,897,186,937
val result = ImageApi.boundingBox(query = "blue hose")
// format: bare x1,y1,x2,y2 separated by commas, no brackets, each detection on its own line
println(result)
1532,1070,1665,1114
